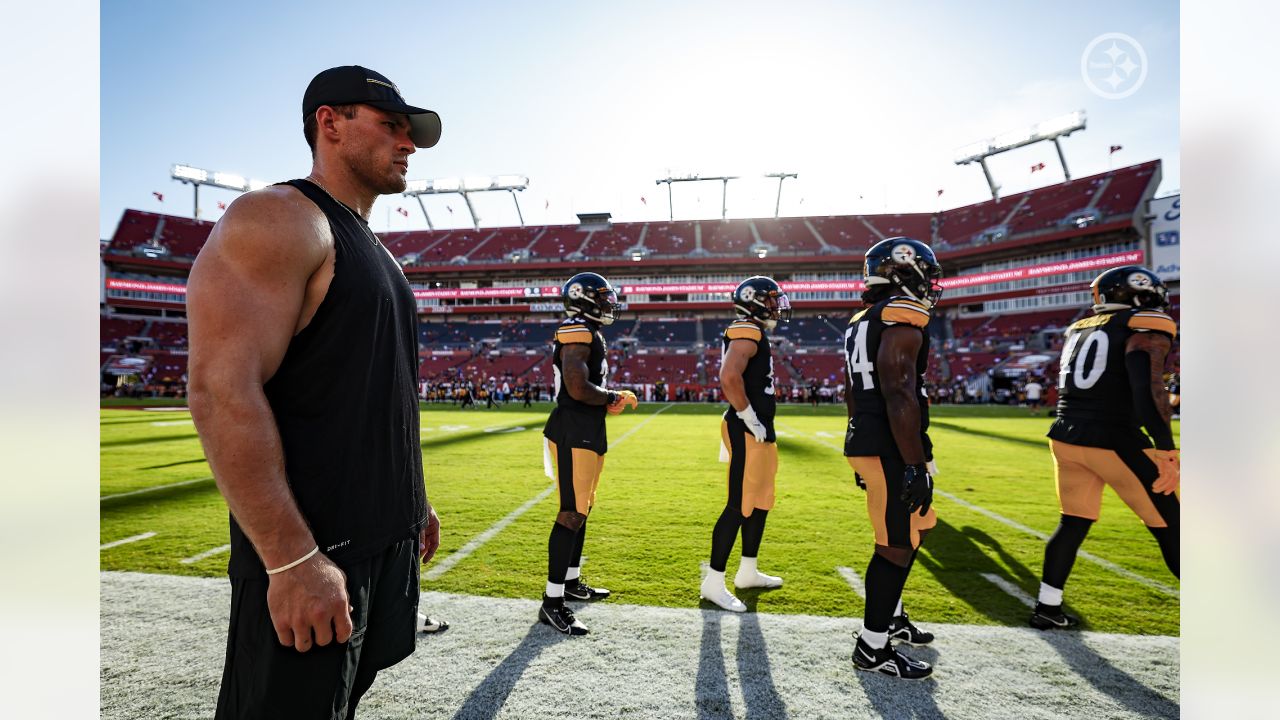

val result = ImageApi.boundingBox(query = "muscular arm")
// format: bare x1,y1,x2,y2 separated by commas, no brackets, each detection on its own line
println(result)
719,338,759,413
1125,332,1175,451
562,343,613,405
878,326,925,465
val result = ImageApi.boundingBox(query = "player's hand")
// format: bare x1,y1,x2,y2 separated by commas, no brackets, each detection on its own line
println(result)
736,405,768,443
606,389,638,415
901,464,933,516
420,504,441,563
266,551,353,653
1150,449,1179,494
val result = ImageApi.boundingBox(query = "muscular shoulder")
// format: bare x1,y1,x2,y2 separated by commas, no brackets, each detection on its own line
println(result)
725,320,763,342
1127,310,1177,339
879,297,931,328
555,318,594,345
199,185,331,270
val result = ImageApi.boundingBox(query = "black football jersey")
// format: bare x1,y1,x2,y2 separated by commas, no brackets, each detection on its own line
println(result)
551,317,608,414
1049,308,1177,448
721,319,776,420
842,296,932,458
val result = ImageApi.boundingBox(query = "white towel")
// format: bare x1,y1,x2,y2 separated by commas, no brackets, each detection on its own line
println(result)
719,438,730,463
543,437,556,480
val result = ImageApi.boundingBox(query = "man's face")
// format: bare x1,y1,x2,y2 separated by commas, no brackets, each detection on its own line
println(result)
336,105,416,195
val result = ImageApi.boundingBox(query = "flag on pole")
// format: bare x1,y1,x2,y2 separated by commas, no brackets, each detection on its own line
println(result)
1030,162,1046,173
217,201,226,210
396,207,409,217
446,205,454,215
152,192,164,202
1109,144,1123,154
640,196,647,205
544,199,550,210
936,189,944,197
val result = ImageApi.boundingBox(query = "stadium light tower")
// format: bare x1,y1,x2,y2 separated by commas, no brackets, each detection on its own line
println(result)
765,172,798,218
404,174,529,230
953,110,1086,201
171,164,270,219
655,174,741,221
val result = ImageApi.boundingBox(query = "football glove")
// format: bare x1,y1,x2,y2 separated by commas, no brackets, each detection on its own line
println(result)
901,463,933,516
926,458,939,477
736,405,769,443
606,389,638,415
854,472,867,490
1149,449,1179,494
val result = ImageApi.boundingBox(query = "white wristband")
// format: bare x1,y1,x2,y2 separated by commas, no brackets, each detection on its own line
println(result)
735,405,759,423
265,545,319,575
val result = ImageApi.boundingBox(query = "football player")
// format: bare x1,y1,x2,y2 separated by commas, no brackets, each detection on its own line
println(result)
843,237,943,680
1032,265,1179,629
700,276,792,612
539,272,638,635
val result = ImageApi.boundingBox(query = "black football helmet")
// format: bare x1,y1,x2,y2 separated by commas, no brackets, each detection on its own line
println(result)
1090,265,1170,313
862,237,944,307
732,276,792,330
562,272,620,325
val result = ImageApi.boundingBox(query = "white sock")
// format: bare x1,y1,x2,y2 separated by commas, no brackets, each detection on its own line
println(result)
704,568,725,587
546,581,564,598
894,599,903,617
1038,582,1063,606
566,566,581,582
738,556,758,576
861,628,889,649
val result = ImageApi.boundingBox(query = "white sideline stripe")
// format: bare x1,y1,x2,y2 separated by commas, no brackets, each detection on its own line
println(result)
425,403,675,581
980,573,1036,608
836,566,866,598
781,426,1180,599
180,544,231,565
101,477,213,502
101,532,156,550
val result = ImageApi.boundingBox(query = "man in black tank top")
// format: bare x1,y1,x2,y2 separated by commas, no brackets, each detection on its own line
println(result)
700,276,790,613
188,66,443,719
1031,266,1179,631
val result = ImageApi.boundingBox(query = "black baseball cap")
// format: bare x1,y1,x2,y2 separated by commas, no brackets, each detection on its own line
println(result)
303,65,442,148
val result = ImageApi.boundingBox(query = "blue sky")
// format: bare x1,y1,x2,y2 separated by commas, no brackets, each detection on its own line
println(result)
101,0,1178,237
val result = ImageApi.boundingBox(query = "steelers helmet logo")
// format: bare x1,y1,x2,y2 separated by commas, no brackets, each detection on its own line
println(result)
1127,272,1153,290
738,285,756,302
567,283,585,300
891,244,916,264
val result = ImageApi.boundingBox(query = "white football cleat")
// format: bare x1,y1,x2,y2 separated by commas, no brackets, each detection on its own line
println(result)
417,613,450,634
734,569,783,589
700,576,747,612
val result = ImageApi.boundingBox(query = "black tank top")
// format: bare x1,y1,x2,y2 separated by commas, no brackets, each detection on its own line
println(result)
227,179,427,577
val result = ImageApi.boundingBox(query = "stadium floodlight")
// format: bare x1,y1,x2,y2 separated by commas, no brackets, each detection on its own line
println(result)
403,173,532,230
655,174,741,221
764,172,798,218
954,110,1087,200
756,248,768,259
170,163,264,219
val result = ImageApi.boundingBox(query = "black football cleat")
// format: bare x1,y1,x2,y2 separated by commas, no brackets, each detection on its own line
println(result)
852,635,933,680
563,579,611,602
1029,602,1079,630
887,611,935,646
539,595,589,636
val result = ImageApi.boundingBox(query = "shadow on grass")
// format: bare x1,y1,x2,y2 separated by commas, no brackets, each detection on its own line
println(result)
100,477,218,512
695,610,788,719
141,457,207,470
449,622,569,720
100,433,201,448
928,420,1048,450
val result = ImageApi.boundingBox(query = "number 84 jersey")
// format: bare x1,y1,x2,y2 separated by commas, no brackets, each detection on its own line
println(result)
842,296,933,457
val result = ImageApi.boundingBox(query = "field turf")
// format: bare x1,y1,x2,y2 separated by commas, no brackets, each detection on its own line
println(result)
100,402,1179,636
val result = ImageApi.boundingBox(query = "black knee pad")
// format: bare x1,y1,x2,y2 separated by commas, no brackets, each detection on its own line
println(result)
556,511,587,531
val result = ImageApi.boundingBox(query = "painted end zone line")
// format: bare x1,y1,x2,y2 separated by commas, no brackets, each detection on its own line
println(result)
101,477,213,502
181,544,231,565
426,403,675,581
101,532,156,550
836,566,866,598
782,426,1179,600
980,573,1036,608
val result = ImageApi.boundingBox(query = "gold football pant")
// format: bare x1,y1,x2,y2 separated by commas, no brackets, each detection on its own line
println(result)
549,440,605,516
1050,440,1176,528
721,420,777,516
848,456,937,550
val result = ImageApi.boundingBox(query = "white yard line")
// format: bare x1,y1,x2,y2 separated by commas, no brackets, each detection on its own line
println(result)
780,424,1180,599
100,532,157,550
425,403,675,581
101,477,213,502
835,566,866,598
980,573,1037,608
180,544,231,565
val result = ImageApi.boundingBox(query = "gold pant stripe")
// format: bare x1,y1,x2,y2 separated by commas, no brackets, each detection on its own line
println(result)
721,420,778,516
848,456,937,549
548,440,605,516
1049,440,1167,527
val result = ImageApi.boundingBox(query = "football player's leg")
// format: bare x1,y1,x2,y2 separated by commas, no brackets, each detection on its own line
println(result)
1033,441,1100,629
887,526,935,645
852,457,914,647
703,421,747,612
566,453,610,601
736,440,781,588
1103,447,1180,578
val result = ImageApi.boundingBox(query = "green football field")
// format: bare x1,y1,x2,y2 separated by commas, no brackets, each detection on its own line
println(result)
100,402,1179,636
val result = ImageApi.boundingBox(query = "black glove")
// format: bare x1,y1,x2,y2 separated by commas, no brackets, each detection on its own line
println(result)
900,463,933,516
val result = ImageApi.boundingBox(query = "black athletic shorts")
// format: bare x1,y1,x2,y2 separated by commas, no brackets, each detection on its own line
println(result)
214,538,420,720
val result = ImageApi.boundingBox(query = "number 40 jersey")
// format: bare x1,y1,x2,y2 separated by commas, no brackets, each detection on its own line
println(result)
842,296,933,458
